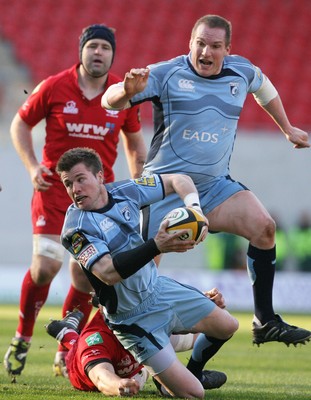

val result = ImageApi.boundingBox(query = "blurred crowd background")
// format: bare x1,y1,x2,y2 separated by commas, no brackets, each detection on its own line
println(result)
0,0,311,282
0,0,310,130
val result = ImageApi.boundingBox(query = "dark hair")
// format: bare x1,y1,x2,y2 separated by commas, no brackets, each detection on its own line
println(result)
56,147,103,176
191,15,232,47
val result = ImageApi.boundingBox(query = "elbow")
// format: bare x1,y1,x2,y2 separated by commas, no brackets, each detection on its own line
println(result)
103,276,120,286
93,272,120,286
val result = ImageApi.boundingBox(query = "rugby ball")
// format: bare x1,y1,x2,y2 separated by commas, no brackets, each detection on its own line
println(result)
163,207,207,243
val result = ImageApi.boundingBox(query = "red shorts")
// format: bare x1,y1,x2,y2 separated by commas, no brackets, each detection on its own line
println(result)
31,176,72,235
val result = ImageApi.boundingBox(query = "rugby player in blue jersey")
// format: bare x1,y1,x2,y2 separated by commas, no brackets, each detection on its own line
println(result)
102,14,311,348
56,147,239,398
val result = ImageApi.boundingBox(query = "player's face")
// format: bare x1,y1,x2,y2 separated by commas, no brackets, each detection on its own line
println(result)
189,24,231,77
61,163,106,210
81,39,114,78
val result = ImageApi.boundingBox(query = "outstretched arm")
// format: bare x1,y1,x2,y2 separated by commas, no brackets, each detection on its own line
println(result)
262,96,310,149
253,75,310,149
101,68,150,110
88,362,141,396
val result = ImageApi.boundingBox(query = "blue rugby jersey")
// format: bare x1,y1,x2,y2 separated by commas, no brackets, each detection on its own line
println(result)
61,175,164,315
130,54,263,185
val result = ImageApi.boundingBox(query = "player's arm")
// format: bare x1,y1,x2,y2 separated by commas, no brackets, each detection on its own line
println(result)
88,361,140,397
121,129,147,178
262,96,310,149
161,173,207,218
10,113,52,191
253,75,310,149
90,227,196,285
101,68,150,110
89,173,206,284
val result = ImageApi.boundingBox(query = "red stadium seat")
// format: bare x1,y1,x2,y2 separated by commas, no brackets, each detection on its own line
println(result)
0,0,310,128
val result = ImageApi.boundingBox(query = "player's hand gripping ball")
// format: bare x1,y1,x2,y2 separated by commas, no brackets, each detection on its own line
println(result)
164,207,207,243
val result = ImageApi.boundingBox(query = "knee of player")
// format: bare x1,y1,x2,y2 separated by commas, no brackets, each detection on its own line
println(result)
220,314,239,339
262,214,276,236
188,389,204,399
171,384,204,399
187,386,205,399
30,264,56,285
252,213,276,244
228,315,239,336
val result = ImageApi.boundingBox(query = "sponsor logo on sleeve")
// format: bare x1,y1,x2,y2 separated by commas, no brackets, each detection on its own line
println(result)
134,176,157,187
71,232,87,254
77,244,98,267
85,332,103,346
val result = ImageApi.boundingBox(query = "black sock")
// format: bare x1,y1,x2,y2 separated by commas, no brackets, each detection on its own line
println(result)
247,244,276,324
187,335,228,380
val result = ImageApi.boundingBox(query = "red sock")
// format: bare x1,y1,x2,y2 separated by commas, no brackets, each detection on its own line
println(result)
62,285,92,326
16,269,50,339
61,330,79,351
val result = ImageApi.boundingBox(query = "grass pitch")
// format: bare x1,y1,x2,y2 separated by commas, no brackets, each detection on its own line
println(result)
0,305,310,399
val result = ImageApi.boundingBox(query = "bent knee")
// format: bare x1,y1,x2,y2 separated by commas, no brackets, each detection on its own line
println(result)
251,214,276,247
30,261,60,285
217,315,239,339
263,215,276,238
185,387,204,399
169,382,204,399
225,316,239,337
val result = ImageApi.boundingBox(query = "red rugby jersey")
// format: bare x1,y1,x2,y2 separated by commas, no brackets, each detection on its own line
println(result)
19,64,141,183
66,310,143,391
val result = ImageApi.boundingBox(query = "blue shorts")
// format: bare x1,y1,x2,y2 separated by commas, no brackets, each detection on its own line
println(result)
107,275,215,367
143,175,247,238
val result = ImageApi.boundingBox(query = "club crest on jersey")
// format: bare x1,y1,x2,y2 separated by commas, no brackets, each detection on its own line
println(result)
230,82,239,96
122,206,131,221
134,176,156,187
63,100,78,114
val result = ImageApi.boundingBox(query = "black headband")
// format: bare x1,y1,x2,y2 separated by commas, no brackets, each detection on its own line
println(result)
79,24,116,60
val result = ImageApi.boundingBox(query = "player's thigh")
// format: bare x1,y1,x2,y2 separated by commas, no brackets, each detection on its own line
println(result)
207,190,274,238
156,358,204,399
193,306,239,339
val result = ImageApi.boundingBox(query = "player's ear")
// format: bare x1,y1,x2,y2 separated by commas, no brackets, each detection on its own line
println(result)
97,170,104,183
225,43,231,55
